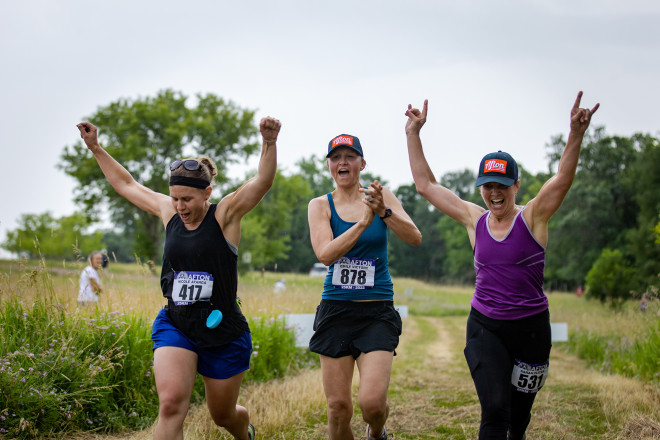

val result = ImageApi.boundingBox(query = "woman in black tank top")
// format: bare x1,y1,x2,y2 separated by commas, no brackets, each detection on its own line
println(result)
76,117,281,440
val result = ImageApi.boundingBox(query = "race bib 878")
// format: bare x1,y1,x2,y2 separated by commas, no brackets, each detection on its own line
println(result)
172,271,213,306
332,256,375,290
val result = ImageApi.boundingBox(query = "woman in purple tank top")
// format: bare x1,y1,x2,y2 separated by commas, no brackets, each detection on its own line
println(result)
404,92,599,440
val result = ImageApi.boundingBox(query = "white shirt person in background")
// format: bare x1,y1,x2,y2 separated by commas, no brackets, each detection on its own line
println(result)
78,251,103,305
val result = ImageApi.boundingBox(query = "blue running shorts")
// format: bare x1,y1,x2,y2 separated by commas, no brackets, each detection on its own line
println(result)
151,308,252,379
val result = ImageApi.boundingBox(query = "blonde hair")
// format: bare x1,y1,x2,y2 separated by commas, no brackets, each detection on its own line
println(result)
88,251,102,265
171,156,218,185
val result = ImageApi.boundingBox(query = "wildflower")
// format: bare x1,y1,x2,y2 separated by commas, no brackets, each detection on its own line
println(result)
253,351,258,357
130,412,138,417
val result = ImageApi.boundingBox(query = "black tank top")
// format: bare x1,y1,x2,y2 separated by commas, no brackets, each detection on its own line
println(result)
160,203,249,348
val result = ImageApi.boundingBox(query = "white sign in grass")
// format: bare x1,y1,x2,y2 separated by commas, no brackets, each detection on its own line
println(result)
284,305,409,348
550,322,568,342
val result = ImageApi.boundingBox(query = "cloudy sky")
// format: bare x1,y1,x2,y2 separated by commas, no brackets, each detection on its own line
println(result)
1,0,658,257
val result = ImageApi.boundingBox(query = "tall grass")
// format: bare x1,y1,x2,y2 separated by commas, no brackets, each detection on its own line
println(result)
0,261,313,438
0,267,155,437
549,291,660,383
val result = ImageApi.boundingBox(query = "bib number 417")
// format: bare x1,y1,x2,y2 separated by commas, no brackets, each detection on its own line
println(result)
178,284,202,301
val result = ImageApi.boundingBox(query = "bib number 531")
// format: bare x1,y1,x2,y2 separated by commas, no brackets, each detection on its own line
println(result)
511,359,548,394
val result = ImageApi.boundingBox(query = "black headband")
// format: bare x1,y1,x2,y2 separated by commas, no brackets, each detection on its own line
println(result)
169,176,210,189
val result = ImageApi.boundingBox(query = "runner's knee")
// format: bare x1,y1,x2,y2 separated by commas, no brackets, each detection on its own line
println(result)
327,397,354,422
358,395,387,421
158,391,190,420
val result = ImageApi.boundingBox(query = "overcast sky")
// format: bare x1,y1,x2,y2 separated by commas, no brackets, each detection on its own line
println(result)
1,0,659,258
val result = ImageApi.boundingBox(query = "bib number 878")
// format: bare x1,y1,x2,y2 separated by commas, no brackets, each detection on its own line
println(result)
340,269,367,285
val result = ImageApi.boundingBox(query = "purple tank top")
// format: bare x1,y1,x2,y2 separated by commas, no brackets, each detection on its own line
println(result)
472,208,548,320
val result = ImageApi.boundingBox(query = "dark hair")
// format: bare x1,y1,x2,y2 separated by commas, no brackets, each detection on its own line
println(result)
170,156,218,185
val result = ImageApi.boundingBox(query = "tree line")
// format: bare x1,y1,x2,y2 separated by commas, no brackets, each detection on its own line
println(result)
3,90,658,304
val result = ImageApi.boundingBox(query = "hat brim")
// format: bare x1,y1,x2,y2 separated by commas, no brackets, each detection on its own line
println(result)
326,145,363,158
475,175,516,187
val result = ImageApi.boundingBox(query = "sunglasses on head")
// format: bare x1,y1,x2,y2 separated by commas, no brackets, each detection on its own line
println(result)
170,159,202,172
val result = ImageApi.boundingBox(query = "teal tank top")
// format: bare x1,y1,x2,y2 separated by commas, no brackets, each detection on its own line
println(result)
322,193,393,300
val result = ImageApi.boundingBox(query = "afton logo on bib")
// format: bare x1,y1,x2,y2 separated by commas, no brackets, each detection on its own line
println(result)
484,159,507,174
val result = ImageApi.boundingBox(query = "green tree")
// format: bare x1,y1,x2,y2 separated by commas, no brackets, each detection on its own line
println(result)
2,212,103,260
274,155,335,273
438,170,480,283
389,183,445,280
545,128,638,289
102,226,137,263
620,133,660,287
585,248,635,307
59,89,259,262
517,164,549,206
238,170,312,272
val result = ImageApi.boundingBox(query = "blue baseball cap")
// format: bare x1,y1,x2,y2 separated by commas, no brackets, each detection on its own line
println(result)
475,150,519,187
326,134,364,158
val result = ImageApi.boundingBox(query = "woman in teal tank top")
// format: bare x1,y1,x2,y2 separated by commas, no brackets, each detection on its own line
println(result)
308,134,421,440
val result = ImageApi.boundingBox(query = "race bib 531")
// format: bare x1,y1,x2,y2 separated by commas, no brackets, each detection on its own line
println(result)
511,359,548,394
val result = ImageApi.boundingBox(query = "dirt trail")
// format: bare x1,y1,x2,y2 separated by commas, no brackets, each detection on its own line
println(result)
77,315,660,439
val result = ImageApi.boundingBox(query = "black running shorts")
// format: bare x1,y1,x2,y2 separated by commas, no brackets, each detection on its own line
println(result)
309,299,402,359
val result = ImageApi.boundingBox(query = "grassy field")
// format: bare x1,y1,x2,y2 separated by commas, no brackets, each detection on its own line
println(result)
1,259,659,439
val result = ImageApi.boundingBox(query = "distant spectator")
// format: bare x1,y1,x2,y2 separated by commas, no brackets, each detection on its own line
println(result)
576,285,583,297
640,293,648,312
273,278,286,293
78,251,103,305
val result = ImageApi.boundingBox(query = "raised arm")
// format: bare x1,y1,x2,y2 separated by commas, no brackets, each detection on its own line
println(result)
76,122,171,220
526,92,599,238
308,196,375,266
405,100,483,229
218,117,280,238
361,181,422,246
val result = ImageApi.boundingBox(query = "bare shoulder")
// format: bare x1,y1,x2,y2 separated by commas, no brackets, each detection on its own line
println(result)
308,194,330,211
214,192,235,225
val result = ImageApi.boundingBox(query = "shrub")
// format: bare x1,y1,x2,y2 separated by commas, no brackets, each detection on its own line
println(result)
566,320,660,382
585,248,635,307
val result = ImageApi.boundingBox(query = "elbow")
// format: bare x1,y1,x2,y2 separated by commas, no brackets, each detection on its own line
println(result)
317,255,335,267
410,230,422,246
415,181,431,199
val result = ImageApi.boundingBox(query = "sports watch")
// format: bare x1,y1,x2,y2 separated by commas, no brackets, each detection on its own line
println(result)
380,207,392,219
